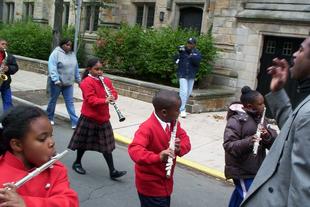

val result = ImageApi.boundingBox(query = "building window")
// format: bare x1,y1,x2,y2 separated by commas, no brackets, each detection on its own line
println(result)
5,2,15,23
282,41,293,56
85,4,100,33
135,4,155,27
23,2,34,20
136,6,144,26
265,40,276,54
63,2,70,26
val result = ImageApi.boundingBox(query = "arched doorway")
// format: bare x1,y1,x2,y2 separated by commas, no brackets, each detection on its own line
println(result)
179,7,203,32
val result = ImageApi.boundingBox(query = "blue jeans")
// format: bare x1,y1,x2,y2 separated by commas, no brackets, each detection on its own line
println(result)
46,80,78,127
0,86,13,112
179,78,194,112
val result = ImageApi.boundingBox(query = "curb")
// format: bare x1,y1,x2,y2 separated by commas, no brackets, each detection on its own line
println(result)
114,133,227,181
12,95,228,182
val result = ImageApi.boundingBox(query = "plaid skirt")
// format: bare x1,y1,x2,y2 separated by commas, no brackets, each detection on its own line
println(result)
68,115,115,153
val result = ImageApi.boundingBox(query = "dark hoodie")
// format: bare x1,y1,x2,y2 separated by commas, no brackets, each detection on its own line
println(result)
223,102,277,180
0,52,19,90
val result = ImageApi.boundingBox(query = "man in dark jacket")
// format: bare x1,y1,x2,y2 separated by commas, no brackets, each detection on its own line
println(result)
0,39,19,112
175,37,202,118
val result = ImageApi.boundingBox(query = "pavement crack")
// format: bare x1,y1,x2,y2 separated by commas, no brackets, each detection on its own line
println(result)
80,185,105,203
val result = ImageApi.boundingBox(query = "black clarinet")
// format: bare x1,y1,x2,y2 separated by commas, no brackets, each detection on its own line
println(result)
98,76,125,122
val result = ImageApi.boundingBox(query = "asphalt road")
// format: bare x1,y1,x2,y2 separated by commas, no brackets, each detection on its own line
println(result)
1,100,233,206
51,118,234,207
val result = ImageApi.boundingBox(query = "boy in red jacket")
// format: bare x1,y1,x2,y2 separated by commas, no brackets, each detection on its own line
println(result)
128,90,191,207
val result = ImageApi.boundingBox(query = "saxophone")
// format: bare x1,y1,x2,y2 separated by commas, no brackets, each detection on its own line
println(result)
165,119,178,178
0,49,8,86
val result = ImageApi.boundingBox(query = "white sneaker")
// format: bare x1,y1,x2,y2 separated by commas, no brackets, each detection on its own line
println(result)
50,121,55,125
180,111,187,118
72,125,76,129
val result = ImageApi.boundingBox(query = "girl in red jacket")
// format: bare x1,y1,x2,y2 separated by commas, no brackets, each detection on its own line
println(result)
68,58,126,180
128,90,191,207
0,105,78,207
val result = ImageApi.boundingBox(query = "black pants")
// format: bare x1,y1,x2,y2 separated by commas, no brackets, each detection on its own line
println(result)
138,193,170,207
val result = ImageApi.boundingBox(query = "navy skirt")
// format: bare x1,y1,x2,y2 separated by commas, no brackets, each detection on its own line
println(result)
68,115,115,153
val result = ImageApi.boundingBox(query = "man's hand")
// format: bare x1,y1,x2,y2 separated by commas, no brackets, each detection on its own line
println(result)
1,65,8,72
0,183,25,207
267,58,289,92
174,138,180,154
54,80,62,87
105,95,115,103
159,148,174,162
260,127,271,140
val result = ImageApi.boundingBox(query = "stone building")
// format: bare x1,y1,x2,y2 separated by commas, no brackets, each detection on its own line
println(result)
1,0,310,104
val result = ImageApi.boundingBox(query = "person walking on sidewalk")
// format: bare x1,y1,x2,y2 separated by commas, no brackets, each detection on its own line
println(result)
68,58,126,180
241,37,310,206
0,38,19,112
175,37,201,118
223,86,277,207
46,38,81,129
128,90,191,207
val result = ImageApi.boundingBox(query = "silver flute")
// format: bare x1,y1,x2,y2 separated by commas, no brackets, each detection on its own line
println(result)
98,76,125,122
13,150,68,188
253,107,266,155
165,119,178,178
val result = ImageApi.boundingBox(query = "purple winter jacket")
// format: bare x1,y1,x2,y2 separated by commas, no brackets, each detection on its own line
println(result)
223,103,277,180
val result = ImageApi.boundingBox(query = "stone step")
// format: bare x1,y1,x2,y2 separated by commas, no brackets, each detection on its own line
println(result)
105,74,235,113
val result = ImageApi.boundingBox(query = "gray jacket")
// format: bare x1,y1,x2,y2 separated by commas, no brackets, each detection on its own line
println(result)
241,89,310,207
48,46,81,86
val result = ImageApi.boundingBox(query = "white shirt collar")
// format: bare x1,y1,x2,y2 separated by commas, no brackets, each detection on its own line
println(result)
88,74,99,80
154,111,170,130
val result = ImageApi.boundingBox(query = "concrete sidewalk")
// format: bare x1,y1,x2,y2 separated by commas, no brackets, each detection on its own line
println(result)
11,70,229,180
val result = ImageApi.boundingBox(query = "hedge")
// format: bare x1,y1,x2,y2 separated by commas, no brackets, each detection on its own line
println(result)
94,24,217,86
0,21,86,66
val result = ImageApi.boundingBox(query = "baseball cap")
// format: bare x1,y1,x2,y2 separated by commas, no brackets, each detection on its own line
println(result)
187,37,197,44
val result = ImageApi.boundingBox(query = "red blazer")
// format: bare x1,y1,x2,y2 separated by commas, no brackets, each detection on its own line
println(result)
128,113,191,197
0,152,79,207
80,76,118,124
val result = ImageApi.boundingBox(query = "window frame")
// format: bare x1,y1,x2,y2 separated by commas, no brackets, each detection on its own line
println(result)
5,2,15,23
23,1,34,20
135,3,155,28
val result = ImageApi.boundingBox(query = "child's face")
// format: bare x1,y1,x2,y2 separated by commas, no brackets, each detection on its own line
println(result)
247,94,265,116
162,98,181,122
89,62,103,77
19,116,56,168
0,40,7,51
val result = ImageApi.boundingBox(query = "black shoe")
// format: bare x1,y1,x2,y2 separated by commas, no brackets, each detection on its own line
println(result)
72,163,86,175
110,170,127,180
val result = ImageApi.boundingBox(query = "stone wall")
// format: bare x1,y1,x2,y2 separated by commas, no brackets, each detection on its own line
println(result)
212,0,310,93
14,55,235,113
15,55,48,75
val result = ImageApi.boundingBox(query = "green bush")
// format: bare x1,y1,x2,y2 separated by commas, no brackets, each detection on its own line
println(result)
0,22,86,67
94,24,217,86
0,21,52,60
